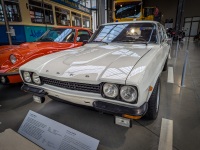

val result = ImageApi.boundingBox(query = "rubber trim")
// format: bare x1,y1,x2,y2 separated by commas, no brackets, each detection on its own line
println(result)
93,101,148,116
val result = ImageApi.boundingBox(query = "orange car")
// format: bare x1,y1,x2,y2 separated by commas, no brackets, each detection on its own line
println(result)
0,26,92,84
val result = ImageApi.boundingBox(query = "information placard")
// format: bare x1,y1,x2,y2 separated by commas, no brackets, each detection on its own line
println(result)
18,110,99,150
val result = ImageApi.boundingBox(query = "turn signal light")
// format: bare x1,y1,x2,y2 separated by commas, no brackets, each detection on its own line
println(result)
123,114,142,120
149,86,153,91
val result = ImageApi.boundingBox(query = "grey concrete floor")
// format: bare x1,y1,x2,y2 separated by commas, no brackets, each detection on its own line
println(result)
0,40,200,150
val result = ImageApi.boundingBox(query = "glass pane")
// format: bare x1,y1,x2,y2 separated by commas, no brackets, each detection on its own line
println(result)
190,22,199,36
45,10,54,24
37,28,75,42
29,0,53,24
55,6,70,26
29,0,42,7
82,15,90,28
91,0,96,9
115,1,142,19
90,23,157,43
0,1,21,22
184,22,191,36
185,18,192,22
192,17,200,21
72,14,82,27
77,30,90,42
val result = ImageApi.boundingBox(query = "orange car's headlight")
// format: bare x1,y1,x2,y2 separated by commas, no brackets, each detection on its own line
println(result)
10,54,17,64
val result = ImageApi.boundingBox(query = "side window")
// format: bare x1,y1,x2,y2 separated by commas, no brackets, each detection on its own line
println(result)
162,26,168,39
77,30,91,42
64,30,75,42
158,24,164,43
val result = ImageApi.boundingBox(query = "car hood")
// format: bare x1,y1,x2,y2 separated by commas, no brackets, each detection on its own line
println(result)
22,43,153,84
0,42,69,70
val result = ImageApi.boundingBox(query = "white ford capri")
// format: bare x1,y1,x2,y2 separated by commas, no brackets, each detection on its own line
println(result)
20,21,170,126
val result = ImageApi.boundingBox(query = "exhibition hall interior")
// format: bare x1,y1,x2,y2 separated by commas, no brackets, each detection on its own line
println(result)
0,0,200,149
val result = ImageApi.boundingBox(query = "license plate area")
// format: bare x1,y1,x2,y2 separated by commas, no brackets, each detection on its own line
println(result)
115,116,132,128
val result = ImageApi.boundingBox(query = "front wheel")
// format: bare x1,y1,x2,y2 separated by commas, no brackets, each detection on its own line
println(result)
145,78,161,120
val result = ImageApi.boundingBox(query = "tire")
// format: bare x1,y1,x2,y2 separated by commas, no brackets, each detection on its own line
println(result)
145,78,161,120
163,58,168,71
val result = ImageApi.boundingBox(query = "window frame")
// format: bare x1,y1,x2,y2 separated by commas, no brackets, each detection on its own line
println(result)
29,0,54,25
55,6,70,26
0,0,21,22
71,12,82,27
82,15,90,28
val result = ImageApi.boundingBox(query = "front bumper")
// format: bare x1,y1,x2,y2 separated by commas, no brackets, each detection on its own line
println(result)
21,84,148,117
21,84,47,97
93,101,148,116
0,72,21,84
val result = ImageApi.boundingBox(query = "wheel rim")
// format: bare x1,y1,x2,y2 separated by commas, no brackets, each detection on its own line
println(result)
156,82,160,112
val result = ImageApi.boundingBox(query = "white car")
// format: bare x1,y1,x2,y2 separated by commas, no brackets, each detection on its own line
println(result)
20,21,170,126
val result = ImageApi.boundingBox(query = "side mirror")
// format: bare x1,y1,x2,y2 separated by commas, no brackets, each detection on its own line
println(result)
83,40,88,45
165,38,172,45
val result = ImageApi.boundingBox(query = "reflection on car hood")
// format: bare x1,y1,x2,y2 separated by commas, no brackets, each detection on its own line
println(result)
21,43,153,84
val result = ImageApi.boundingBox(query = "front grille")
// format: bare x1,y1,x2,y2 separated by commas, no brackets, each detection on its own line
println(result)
41,77,101,93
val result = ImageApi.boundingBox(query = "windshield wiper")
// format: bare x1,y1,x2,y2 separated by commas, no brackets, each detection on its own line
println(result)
91,41,108,45
121,40,148,46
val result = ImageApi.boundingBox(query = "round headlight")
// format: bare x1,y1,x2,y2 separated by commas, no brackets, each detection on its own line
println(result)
10,54,17,64
32,73,41,85
1,76,6,83
120,86,137,102
23,72,31,83
103,83,119,98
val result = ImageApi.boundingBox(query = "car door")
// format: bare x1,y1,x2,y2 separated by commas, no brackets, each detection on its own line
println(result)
157,24,170,70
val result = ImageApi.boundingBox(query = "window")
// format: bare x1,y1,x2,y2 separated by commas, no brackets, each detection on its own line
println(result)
73,0,86,7
158,24,164,43
0,0,21,22
29,0,54,24
115,1,142,19
82,16,90,28
77,30,90,42
37,28,75,42
89,23,157,44
72,12,82,27
55,7,70,26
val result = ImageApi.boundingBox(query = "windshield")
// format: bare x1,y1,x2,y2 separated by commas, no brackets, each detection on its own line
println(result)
37,28,75,42
89,23,157,44
115,2,142,19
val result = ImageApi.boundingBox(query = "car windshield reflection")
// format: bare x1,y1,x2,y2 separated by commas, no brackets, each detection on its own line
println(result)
89,23,157,44
37,28,75,42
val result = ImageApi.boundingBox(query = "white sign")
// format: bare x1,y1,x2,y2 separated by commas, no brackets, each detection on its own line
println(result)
10,26,15,36
18,110,99,150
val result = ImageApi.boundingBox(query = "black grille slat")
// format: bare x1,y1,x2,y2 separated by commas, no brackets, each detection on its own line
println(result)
41,77,101,93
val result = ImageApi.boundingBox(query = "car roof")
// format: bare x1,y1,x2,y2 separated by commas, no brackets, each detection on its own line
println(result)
53,26,91,31
102,21,159,26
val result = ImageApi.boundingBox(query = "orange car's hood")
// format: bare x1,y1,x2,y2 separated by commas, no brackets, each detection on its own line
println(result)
0,42,60,70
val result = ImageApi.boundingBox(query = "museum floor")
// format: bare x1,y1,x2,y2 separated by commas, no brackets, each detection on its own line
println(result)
0,40,200,150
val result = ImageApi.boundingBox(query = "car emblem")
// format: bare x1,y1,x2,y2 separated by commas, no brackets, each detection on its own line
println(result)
70,73,74,76
57,72,60,74
85,75,89,78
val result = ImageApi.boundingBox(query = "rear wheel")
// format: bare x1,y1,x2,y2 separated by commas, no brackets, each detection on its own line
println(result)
145,78,161,120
